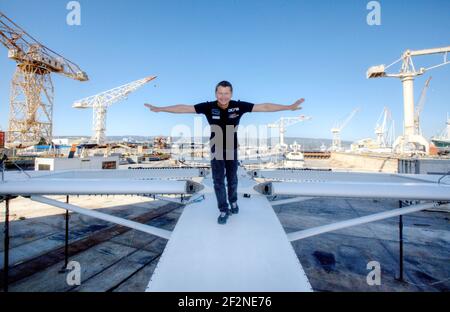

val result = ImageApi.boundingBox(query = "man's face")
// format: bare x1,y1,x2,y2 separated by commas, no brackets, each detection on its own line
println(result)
215,86,232,108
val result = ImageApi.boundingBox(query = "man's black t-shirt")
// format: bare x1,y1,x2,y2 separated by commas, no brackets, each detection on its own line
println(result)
194,100,254,158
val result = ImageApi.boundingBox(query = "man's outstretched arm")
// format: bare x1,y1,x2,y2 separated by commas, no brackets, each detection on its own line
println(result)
144,103,196,114
252,98,305,112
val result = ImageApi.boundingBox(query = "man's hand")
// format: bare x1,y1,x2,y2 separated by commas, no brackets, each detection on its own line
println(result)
289,98,305,111
144,103,161,112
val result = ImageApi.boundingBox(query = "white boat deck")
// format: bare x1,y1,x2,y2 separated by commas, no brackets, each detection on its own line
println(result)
146,169,312,292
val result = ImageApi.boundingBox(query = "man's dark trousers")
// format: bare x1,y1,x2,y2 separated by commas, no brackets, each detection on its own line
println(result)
211,151,238,213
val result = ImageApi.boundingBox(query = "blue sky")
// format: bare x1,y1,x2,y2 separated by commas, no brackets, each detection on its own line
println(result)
0,0,449,141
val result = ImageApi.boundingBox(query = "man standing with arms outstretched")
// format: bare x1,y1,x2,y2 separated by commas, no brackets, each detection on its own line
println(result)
145,81,305,224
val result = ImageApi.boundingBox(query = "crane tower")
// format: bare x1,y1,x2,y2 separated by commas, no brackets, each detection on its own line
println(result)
0,12,88,147
367,46,450,154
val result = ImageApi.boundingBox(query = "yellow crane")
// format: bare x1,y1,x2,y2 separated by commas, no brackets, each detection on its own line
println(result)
0,11,88,148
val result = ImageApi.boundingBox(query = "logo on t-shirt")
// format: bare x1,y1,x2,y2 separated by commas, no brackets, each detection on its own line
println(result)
228,107,240,113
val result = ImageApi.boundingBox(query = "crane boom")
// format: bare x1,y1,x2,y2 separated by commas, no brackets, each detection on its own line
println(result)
73,76,156,108
339,108,359,131
414,76,432,135
0,11,88,81
330,108,359,151
408,46,450,57
73,76,157,144
415,77,432,117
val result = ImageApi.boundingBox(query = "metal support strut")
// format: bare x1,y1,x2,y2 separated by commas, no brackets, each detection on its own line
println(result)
3,198,10,292
397,200,404,282
59,195,70,273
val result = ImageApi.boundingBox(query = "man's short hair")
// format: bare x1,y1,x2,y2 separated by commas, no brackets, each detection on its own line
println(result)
215,81,233,92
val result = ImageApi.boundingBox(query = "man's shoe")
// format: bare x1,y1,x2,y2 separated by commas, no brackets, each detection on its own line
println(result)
218,211,229,224
230,203,239,214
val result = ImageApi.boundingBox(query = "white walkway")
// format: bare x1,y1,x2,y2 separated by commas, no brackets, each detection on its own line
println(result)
146,169,312,292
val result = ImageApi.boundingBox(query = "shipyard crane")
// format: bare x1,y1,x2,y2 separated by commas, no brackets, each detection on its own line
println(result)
374,107,395,148
367,46,450,154
73,76,156,145
0,11,88,148
267,115,311,150
414,76,432,136
330,108,360,151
